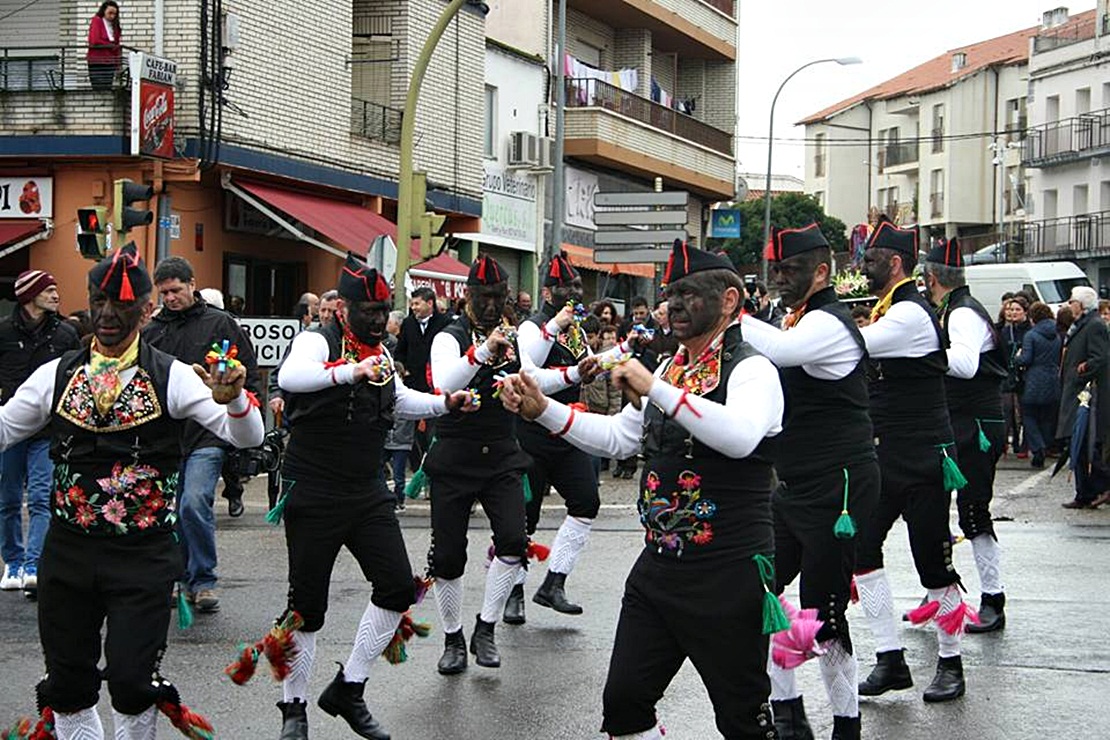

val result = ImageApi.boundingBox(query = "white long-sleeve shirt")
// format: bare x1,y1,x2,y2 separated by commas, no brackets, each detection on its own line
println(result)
860,300,941,359
0,358,264,451
532,353,783,460
278,330,448,420
945,306,996,380
430,330,567,395
740,310,862,380
516,317,638,394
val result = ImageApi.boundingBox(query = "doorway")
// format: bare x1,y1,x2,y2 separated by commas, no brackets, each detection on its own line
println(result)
224,254,307,317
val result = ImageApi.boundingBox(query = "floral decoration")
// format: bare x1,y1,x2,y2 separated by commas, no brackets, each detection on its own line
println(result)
52,461,179,535
833,270,872,300
638,468,716,556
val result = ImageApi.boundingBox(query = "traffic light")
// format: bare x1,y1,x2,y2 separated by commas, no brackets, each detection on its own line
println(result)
418,211,448,258
112,179,154,235
76,206,110,259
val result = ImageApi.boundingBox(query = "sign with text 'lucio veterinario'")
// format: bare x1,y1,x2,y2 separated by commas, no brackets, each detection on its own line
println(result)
236,317,302,368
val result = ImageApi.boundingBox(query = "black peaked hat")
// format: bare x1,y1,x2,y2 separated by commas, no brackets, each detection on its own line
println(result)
865,216,918,256
339,252,392,303
661,239,736,287
543,250,580,287
89,243,152,302
924,237,964,268
764,223,830,262
468,254,507,286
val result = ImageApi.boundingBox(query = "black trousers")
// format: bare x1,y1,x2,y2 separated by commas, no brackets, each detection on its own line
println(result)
520,424,600,534
602,550,773,739
282,478,415,632
424,438,530,580
856,436,961,590
37,526,180,714
951,413,1004,540
774,461,880,652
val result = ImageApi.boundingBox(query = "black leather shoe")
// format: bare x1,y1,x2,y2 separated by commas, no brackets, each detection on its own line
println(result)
923,655,965,703
317,664,389,740
858,649,913,696
503,584,526,625
470,615,501,668
277,699,309,740
771,697,814,740
228,496,245,518
437,630,468,675
831,715,861,740
532,572,583,615
966,592,1005,634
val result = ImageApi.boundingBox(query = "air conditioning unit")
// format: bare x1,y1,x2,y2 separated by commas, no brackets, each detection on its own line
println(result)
508,131,540,168
537,137,557,170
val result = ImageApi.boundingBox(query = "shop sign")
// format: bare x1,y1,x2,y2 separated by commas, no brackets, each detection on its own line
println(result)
0,176,52,218
481,163,537,246
129,52,176,158
236,317,302,367
408,274,467,302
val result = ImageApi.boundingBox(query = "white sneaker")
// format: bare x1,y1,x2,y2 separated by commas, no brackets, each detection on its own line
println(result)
21,564,37,591
1,564,23,590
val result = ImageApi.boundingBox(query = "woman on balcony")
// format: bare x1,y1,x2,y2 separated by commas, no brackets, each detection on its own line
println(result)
87,1,122,91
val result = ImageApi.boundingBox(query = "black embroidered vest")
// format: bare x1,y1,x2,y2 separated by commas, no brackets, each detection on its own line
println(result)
938,286,1005,416
776,287,876,479
639,324,775,563
283,321,396,487
48,342,182,537
526,304,588,405
435,317,521,443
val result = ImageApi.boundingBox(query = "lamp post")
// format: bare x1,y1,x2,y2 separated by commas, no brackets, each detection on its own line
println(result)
761,56,862,281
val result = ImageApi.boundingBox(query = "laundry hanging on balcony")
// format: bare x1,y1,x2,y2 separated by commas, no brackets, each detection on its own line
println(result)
650,78,695,115
562,53,638,105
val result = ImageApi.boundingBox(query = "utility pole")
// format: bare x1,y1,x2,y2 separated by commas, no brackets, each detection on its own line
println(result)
548,0,567,269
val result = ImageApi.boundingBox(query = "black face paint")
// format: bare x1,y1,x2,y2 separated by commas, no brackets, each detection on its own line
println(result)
89,289,146,348
551,278,584,307
665,278,720,341
863,248,894,295
770,256,812,310
347,301,389,345
468,284,509,331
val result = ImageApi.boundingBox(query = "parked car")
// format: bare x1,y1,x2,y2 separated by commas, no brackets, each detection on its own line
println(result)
964,261,1090,317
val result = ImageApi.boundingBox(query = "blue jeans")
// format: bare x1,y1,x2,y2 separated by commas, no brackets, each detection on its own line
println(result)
0,438,53,570
178,447,226,591
389,449,408,502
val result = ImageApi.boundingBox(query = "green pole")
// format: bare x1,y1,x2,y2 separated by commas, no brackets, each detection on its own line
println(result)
395,0,471,310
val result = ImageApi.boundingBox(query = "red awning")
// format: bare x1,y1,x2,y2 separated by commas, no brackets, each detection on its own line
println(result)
0,219,45,248
562,244,655,279
238,181,396,257
410,253,469,282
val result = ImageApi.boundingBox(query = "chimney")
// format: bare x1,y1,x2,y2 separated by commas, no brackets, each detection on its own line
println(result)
1041,7,1069,28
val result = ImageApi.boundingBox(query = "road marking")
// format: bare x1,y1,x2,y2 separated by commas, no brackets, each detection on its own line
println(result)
1002,468,1054,498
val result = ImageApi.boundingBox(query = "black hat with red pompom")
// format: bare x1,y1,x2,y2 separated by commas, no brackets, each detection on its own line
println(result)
467,254,507,286
339,252,391,303
865,215,918,256
763,223,830,262
543,250,580,287
924,237,964,268
661,239,735,287
88,243,152,302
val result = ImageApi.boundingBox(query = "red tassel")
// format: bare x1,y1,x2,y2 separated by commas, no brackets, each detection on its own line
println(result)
907,599,941,626
119,269,135,302
849,576,859,604
413,574,434,605
936,602,980,635
157,700,215,740
526,541,550,562
477,258,487,281
381,612,433,665
225,612,304,686
224,644,260,685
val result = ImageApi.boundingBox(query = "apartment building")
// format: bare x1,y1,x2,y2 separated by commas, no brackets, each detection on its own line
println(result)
0,0,486,316
800,23,1036,250
1022,3,1110,286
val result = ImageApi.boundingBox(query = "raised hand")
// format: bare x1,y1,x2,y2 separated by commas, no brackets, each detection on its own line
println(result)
499,372,548,421
445,389,481,413
576,356,602,384
193,362,246,405
611,359,654,400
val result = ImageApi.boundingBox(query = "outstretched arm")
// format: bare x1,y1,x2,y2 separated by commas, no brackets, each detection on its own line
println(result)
168,362,264,449
0,360,57,451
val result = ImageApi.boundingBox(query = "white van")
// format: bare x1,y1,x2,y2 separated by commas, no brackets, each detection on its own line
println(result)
964,261,1091,318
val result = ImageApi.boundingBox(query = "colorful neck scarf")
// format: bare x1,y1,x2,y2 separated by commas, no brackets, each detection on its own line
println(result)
869,277,915,323
665,330,726,396
782,303,807,330
340,320,383,363
88,335,140,417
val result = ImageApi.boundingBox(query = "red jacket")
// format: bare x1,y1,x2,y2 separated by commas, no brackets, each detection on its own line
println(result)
87,17,121,65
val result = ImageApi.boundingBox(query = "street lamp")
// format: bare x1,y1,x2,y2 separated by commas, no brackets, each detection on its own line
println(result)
761,56,862,281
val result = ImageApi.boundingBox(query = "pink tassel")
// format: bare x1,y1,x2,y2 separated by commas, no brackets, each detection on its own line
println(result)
777,594,801,620
413,575,434,605
936,603,981,635
907,599,942,626
849,576,859,604
772,600,826,669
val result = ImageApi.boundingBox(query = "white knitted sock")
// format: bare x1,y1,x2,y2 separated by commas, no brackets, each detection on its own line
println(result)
548,516,593,575
282,629,317,702
928,585,964,659
971,534,1003,595
434,577,464,634
819,640,859,718
769,660,801,701
480,557,522,623
514,566,528,587
54,707,104,740
343,600,403,683
855,569,902,653
610,727,665,740
111,706,157,740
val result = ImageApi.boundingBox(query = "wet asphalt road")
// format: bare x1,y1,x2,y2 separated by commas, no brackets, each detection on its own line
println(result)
1,456,1108,739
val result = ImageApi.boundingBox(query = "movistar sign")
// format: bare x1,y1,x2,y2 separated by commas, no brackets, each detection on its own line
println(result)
710,209,741,238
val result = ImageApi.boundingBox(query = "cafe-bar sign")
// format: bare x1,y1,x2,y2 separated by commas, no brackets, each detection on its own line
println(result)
129,52,176,159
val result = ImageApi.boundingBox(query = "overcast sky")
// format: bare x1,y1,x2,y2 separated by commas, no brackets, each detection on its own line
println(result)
735,0,1098,181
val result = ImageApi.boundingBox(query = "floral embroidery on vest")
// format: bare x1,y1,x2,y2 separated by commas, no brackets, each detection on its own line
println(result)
56,366,163,432
53,461,179,535
664,333,724,396
639,469,716,555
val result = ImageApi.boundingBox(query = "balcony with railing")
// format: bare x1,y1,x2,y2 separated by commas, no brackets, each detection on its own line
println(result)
1023,108,1110,167
565,0,736,60
931,128,944,153
563,77,735,198
814,153,826,178
930,192,944,218
1033,14,1098,52
1023,210,1110,258
350,98,402,145
878,142,919,173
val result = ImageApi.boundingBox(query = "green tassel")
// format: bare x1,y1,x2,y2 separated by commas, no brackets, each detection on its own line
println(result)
266,480,293,526
404,468,427,499
751,554,789,635
833,469,856,539
976,420,992,453
522,473,533,504
938,446,968,491
177,589,194,630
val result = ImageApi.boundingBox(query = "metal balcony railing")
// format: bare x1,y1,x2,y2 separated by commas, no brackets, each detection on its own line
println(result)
700,0,735,15
1023,210,1110,257
351,97,402,144
1023,108,1110,166
930,192,944,217
0,45,135,92
565,77,733,156
931,127,944,153
881,142,919,169
814,153,826,177
1033,14,1098,52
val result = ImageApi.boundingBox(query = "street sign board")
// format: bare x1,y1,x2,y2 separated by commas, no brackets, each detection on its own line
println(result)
709,209,742,238
594,210,688,226
594,191,688,208
594,229,687,246
236,317,302,367
593,249,670,264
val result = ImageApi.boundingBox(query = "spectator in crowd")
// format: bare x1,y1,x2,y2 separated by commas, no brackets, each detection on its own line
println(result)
396,287,451,463
850,304,871,328
1000,296,1032,457
592,300,618,327
227,294,246,316
1100,299,1110,325
143,257,261,611
318,289,339,326
86,1,122,91
199,288,224,310
1056,305,1075,340
0,271,80,594
294,292,319,329
645,299,679,360
1018,302,1061,469
751,281,786,327
514,291,533,324
385,309,404,353
580,321,622,483
619,296,652,339
1058,287,1110,509
996,291,1015,327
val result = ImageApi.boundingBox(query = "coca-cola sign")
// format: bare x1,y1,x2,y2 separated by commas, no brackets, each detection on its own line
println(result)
129,52,176,159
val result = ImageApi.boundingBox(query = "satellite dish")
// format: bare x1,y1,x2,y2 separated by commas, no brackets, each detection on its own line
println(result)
734,176,750,202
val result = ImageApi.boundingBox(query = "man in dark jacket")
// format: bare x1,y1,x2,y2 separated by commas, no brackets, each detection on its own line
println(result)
0,270,80,594
394,286,450,460
142,257,260,612
1058,286,1110,509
